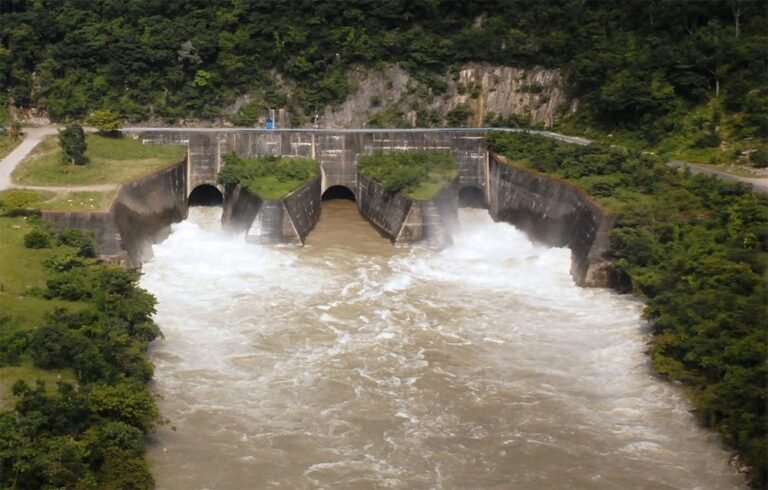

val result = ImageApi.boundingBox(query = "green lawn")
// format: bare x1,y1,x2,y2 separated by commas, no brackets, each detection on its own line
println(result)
12,133,186,186
0,362,76,410
0,188,117,212
357,151,457,200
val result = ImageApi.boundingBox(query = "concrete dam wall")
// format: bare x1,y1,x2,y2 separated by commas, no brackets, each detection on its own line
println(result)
44,129,616,288
133,129,488,197
487,152,616,287
42,160,188,265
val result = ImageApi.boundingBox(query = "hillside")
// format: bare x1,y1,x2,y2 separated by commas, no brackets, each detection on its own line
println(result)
1,1,765,156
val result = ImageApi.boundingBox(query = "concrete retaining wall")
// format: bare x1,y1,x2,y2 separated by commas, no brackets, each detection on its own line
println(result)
356,174,456,247
487,152,616,287
282,177,322,243
43,160,188,265
221,177,321,245
134,130,488,199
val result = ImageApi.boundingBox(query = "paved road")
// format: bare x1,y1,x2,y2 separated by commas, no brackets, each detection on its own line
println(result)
668,160,768,195
0,126,59,190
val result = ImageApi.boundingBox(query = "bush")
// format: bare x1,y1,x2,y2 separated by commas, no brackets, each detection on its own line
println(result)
24,228,54,249
358,151,455,195
58,229,98,257
446,103,472,127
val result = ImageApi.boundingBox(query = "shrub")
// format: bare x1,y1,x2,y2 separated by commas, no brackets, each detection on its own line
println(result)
24,228,54,249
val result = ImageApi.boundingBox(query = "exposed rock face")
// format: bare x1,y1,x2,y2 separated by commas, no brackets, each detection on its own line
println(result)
323,63,574,129
487,152,616,287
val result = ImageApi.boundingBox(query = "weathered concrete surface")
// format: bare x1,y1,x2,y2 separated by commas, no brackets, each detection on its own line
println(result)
43,160,188,265
487,153,616,287
112,161,187,264
133,129,488,199
357,174,455,248
221,177,321,245
282,177,322,243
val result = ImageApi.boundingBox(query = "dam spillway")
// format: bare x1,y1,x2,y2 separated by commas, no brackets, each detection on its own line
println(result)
140,202,744,489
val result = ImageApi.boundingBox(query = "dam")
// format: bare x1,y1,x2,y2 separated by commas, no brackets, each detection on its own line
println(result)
42,128,611,287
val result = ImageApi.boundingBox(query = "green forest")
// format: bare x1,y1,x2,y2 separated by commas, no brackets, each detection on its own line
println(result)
2,0,766,147
489,131,768,486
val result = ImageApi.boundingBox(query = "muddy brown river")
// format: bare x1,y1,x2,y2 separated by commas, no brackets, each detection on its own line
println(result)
141,200,744,489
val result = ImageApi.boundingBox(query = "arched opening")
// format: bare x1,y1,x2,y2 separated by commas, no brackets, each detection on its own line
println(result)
322,185,356,201
459,186,486,208
188,184,223,206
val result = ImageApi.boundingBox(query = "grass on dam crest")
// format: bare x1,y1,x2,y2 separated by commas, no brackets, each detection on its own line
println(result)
12,133,186,186
357,151,456,200
217,153,319,200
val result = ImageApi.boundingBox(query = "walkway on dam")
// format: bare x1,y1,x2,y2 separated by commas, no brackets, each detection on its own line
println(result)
2,126,766,195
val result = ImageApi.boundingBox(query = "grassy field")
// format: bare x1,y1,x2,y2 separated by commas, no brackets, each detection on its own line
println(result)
0,188,118,212
0,215,80,408
12,133,186,186
357,151,457,200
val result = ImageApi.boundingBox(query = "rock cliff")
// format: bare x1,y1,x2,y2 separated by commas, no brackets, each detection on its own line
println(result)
323,63,574,129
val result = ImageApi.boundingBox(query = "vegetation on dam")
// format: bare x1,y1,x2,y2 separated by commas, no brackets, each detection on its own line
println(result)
489,130,768,485
358,151,456,199
12,133,186,187
217,153,318,200
0,212,160,489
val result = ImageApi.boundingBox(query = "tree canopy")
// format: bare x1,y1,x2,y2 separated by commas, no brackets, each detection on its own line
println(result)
1,1,765,141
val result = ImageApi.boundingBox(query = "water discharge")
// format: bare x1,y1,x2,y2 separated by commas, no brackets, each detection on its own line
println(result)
142,201,744,489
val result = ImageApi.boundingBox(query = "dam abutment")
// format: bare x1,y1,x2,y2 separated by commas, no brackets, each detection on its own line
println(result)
42,159,188,265
487,152,616,287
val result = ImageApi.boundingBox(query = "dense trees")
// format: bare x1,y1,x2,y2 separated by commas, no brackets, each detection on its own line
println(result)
1,1,765,143
0,225,159,489
488,131,768,486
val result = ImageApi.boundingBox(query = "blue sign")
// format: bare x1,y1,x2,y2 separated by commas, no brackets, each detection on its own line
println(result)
264,118,274,129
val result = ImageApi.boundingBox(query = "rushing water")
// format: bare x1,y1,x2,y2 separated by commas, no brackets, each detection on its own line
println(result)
141,201,744,490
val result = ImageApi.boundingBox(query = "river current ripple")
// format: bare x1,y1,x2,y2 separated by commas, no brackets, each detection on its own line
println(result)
141,202,743,490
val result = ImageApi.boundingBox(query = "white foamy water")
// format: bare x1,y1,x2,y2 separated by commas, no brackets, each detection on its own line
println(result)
142,203,744,490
